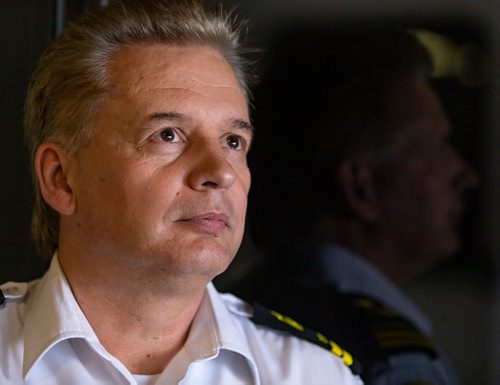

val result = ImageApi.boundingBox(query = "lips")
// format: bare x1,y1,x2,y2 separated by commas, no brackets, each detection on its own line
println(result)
178,212,229,234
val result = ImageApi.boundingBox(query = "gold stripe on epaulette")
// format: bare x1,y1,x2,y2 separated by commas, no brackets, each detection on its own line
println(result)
270,310,305,332
251,303,363,375
352,297,395,317
269,309,355,367
316,332,354,366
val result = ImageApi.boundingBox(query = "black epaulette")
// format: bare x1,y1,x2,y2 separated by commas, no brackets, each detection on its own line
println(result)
346,295,437,359
251,302,363,376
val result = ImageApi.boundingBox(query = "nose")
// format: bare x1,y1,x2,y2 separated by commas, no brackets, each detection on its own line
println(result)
187,141,236,191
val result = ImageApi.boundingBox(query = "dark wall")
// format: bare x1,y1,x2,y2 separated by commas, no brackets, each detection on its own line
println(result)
0,0,109,282
0,1,55,282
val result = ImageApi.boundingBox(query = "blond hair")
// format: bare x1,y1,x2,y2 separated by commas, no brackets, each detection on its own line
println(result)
24,0,253,259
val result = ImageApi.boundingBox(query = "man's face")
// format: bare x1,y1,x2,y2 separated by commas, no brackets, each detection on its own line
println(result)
67,44,251,280
373,80,478,274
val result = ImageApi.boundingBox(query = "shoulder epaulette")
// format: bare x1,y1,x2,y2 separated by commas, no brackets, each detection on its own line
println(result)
0,282,29,307
250,302,362,376
347,295,437,359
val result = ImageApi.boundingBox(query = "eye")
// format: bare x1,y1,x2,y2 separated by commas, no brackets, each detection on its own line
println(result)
153,127,180,143
160,128,179,142
225,134,244,151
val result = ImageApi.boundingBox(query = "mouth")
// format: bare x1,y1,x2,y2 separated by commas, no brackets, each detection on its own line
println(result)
177,212,229,234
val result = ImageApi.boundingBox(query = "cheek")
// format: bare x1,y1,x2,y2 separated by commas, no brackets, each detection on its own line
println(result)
84,166,156,220
237,169,251,208
238,163,251,193
231,186,249,223
418,171,454,204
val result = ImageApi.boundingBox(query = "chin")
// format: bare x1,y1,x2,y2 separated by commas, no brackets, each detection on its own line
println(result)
172,239,237,277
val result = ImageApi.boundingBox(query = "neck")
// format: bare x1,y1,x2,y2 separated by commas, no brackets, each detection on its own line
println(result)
332,219,420,286
58,247,208,374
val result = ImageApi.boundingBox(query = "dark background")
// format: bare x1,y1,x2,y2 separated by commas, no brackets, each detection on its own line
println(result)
1,1,498,384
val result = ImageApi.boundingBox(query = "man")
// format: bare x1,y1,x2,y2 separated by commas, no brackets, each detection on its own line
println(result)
232,28,478,384
0,2,362,384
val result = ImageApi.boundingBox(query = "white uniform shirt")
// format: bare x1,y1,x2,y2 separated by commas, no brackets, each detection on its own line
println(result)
0,256,363,385
314,243,460,385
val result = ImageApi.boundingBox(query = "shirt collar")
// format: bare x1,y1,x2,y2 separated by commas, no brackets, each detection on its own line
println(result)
22,254,111,379
183,282,259,382
315,243,432,334
22,255,259,383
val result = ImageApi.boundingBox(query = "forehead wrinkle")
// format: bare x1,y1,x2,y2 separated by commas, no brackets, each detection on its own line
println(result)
141,85,249,120
146,82,245,100
183,73,243,91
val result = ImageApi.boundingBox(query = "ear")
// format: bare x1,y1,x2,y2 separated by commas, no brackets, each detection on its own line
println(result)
35,143,76,216
336,160,379,222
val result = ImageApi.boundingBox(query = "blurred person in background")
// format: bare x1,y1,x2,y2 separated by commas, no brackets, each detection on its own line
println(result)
231,27,478,385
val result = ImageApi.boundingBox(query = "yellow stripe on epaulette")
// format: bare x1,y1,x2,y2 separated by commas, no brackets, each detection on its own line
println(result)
316,332,354,367
346,294,438,358
270,310,305,332
251,303,363,376
352,297,395,317
373,321,435,352
269,309,353,365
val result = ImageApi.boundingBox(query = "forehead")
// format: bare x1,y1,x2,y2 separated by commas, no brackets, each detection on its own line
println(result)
106,43,248,114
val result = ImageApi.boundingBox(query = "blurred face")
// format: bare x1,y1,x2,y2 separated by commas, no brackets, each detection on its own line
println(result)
373,80,478,273
68,44,252,279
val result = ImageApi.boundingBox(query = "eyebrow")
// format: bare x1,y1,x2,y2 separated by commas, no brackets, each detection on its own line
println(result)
228,118,255,136
147,112,254,135
148,112,186,123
